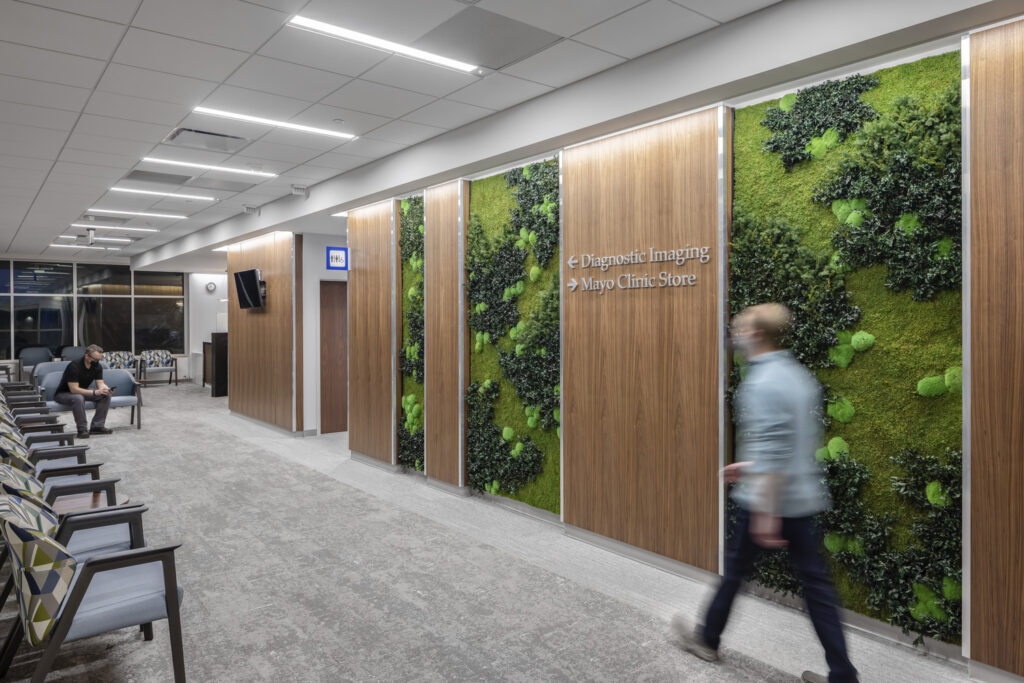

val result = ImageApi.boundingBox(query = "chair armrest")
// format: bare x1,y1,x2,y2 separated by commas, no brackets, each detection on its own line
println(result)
44,477,119,506
30,445,89,465
13,422,63,435
36,463,102,481
15,413,60,425
11,406,48,417
9,400,45,409
55,505,148,547
24,432,74,448
80,543,181,571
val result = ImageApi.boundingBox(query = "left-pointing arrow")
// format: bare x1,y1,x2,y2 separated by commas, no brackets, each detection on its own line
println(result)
567,255,578,269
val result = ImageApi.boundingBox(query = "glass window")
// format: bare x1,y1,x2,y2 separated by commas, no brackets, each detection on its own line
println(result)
134,271,184,296
0,261,9,294
12,262,73,294
77,264,131,295
134,298,184,354
13,296,72,357
0,298,9,359
78,297,131,351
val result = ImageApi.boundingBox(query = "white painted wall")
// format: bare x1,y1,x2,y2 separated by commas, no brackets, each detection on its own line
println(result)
300,231,348,433
187,273,228,383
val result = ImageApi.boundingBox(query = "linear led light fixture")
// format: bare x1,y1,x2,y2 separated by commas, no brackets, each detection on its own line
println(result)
193,106,356,139
88,208,186,219
71,223,159,233
110,187,216,201
142,157,278,178
288,15,478,73
331,211,349,217
93,236,132,243
49,244,120,251
212,246,231,252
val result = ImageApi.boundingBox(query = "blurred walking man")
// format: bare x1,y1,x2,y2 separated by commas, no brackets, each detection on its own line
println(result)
672,303,858,683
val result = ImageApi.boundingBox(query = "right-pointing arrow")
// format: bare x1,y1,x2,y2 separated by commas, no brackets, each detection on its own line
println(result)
567,255,578,269
568,278,578,292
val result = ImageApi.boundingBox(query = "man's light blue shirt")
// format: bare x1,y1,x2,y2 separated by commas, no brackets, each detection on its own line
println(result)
731,350,830,517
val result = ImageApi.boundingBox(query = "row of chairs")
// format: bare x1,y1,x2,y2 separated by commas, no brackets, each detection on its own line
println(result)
0,379,184,681
19,348,179,386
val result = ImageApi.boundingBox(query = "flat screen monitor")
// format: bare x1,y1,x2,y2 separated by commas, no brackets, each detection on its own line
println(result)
234,268,264,309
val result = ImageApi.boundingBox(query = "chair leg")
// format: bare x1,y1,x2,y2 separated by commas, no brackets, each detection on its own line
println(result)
141,622,154,641
137,404,142,429
131,405,135,425
0,575,13,609
31,625,67,683
166,592,185,681
0,619,23,678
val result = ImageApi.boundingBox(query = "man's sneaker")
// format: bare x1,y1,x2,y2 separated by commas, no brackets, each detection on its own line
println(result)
670,613,719,662
76,431,90,439
800,672,827,683
89,427,113,435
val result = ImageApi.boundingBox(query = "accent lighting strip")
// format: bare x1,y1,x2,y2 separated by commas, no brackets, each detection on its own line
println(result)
193,106,356,139
88,208,187,219
49,244,120,251
71,223,159,233
93,236,132,243
143,157,278,178
110,187,216,201
288,15,478,73
331,211,348,217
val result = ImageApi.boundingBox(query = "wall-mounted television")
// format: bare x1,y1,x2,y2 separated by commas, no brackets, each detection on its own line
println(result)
233,268,265,309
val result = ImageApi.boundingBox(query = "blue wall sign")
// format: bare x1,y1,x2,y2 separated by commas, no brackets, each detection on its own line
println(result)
326,246,348,271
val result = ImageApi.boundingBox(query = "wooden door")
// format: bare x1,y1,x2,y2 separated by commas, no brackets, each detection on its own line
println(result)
320,281,348,433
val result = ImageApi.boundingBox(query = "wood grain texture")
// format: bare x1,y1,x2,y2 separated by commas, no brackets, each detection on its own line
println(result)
348,201,395,463
294,233,303,432
320,281,348,434
424,181,466,486
227,231,295,430
971,22,1024,675
562,109,721,572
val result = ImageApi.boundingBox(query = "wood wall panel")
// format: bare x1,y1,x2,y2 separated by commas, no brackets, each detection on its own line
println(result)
425,181,466,486
320,281,349,434
349,201,395,463
227,231,295,431
971,21,1024,676
563,109,721,572
294,233,303,432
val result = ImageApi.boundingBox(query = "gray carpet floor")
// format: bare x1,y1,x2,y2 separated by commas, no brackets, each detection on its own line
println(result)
2,384,970,682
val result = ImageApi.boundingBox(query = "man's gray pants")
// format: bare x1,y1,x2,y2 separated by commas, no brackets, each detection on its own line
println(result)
54,392,111,432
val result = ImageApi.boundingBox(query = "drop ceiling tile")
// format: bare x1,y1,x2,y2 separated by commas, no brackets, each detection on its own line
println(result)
502,40,623,88
0,74,91,112
258,27,389,77
672,0,780,23
113,28,249,81
242,0,307,12
226,56,352,102
476,0,646,37
402,99,493,129
303,152,367,174
361,57,480,97
0,101,78,132
573,0,717,59
290,104,390,137
446,72,552,110
85,92,192,127
0,168,47,191
0,154,53,172
145,144,232,166
220,155,292,175
74,114,171,144
0,122,66,160
174,111,269,140
281,165,339,183
321,79,435,119
299,0,466,44
59,147,139,170
0,0,125,60
133,0,287,52
65,131,156,158
364,119,446,145
235,140,320,164
0,42,105,88
332,137,406,159
149,197,219,212
24,0,141,24
52,161,125,181
200,84,314,120
257,128,348,153
413,6,561,71
97,64,218,106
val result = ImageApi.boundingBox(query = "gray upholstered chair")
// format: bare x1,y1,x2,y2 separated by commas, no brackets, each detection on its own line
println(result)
31,360,70,389
17,347,52,381
40,369,143,430
59,346,86,361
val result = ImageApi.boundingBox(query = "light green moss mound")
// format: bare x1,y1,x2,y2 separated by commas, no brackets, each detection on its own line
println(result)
829,343,855,368
851,331,875,352
827,396,855,423
917,375,947,397
944,366,962,394
828,436,850,459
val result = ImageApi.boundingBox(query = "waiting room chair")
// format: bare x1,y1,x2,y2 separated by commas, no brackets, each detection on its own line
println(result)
59,346,85,362
103,351,137,376
40,369,143,430
31,361,69,389
17,347,52,382
137,350,177,386
0,496,184,682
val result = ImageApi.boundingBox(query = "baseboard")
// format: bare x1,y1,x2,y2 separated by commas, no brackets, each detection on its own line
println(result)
970,661,1024,683
426,477,470,497
350,451,398,472
564,524,720,585
228,411,300,437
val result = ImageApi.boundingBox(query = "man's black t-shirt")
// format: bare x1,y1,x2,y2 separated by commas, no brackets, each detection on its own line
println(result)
57,357,103,395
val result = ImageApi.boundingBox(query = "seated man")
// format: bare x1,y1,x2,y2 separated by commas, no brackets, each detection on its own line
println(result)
55,344,113,439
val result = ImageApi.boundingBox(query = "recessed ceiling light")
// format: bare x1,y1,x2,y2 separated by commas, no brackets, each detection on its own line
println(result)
143,157,278,178
288,15,478,73
110,187,216,201
56,235,75,240
331,211,348,217
71,223,159,233
88,208,186,219
192,106,356,139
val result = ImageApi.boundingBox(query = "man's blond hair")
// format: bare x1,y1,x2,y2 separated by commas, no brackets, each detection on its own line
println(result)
736,303,793,349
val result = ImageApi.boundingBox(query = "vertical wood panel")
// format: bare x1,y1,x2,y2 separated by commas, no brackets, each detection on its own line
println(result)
425,181,465,486
320,281,348,434
227,231,295,430
349,201,395,463
563,109,720,572
971,21,1024,676
294,233,303,432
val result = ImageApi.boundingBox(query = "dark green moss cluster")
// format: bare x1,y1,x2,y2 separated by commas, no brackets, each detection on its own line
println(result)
398,195,425,469
465,379,543,493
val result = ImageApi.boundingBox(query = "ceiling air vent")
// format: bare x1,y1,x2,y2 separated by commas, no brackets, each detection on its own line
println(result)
164,127,249,154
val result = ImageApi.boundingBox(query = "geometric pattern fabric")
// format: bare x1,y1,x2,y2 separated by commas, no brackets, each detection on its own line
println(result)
0,463,48,508
139,350,173,368
104,351,137,370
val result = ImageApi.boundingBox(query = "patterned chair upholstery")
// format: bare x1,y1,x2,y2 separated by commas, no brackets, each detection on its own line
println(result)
104,351,137,375
137,349,177,386
0,496,184,681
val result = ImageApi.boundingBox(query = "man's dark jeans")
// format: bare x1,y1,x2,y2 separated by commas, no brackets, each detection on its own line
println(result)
54,391,110,433
702,508,858,683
